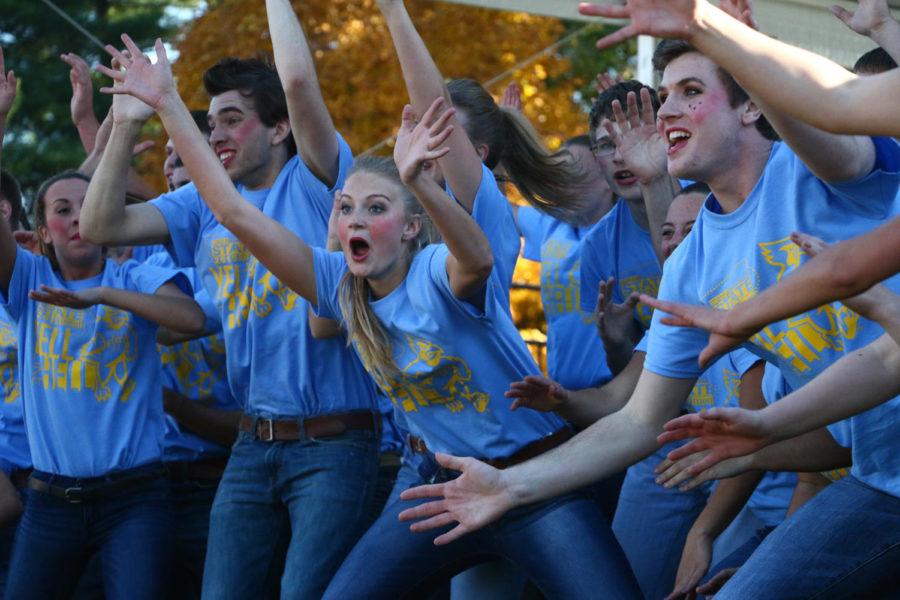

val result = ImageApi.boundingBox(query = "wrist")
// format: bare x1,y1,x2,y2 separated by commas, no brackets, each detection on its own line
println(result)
155,90,184,119
869,15,900,44
96,286,110,305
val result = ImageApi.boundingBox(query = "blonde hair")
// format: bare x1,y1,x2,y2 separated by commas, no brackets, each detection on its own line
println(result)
337,156,435,385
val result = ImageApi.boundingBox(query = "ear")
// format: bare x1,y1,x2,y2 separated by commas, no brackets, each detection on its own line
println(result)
38,223,52,245
740,99,764,128
271,118,292,147
474,143,490,162
0,200,11,224
401,214,422,243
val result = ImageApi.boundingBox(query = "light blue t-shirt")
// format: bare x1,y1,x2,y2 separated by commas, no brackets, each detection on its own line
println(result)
446,164,520,309
0,307,29,475
517,206,612,389
645,139,900,496
314,244,567,459
1,249,188,477
150,134,380,418
145,251,240,463
579,199,661,329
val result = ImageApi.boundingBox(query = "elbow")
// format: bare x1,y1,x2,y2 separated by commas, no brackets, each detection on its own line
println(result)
180,306,207,336
79,218,110,246
283,76,315,100
474,253,494,283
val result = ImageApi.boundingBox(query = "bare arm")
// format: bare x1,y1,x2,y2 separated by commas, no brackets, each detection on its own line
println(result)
266,0,340,186
377,0,485,209
396,101,493,298
29,281,205,334
786,472,830,516
399,370,696,545
99,37,320,305
163,388,241,447
831,0,900,66
0,48,18,293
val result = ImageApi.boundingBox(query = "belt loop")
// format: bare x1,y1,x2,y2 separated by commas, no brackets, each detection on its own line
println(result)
296,417,309,442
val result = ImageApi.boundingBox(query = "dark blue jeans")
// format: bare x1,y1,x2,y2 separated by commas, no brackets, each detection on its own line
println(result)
169,479,219,599
717,476,900,599
201,429,379,600
4,472,171,600
323,466,642,600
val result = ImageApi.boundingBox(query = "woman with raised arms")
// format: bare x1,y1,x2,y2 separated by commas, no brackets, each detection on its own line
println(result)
99,35,642,599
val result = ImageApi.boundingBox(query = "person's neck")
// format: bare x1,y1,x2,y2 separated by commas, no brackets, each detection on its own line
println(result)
239,152,290,192
58,255,105,281
707,138,774,214
624,196,650,230
367,255,413,300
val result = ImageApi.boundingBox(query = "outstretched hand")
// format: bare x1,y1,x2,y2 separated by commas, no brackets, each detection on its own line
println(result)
639,294,750,367
500,82,523,111
830,0,895,39
505,375,569,413
61,52,96,127
597,277,640,347
603,88,668,182
0,47,17,119
29,285,104,310
654,445,753,490
654,407,771,482
578,0,708,49
394,98,455,185
398,452,515,545
97,35,174,119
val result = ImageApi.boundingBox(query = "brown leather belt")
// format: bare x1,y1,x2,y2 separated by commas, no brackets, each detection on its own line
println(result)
239,411,377,442
407,428,573,470
167,456,229,482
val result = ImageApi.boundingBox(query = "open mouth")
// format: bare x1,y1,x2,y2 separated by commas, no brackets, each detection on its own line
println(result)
614,169,638,186
349,237,370,262
217,150,236,168
71,233,81,242
666,129,692,155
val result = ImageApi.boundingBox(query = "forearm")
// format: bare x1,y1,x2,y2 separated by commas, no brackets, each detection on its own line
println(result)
81,120,144,244
689,2,894,136
760,333,900,441
506,371,694,506
602,321,641,375
726,219,900,337
74,115,101,154
786,472,830,516
561,353,643,426
163,388,241,447
871,18,900,65
639,174,680,265
749,427,852,472
266,0,338,184
157,93,319,303
689,471,763,539
308,307,342,339
100,287,205,334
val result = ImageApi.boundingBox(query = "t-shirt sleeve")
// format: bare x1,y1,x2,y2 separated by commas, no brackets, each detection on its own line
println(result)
148,183,205,268
311,247,348,321
124,261,192,297
634,331,649,354
516,205,543,262
0,246,40,321
288,133,356,240
579,227,608,313
730,348,764,377
195,287,222,334
642,251,708,379
425,244,504,322
824,137,900,219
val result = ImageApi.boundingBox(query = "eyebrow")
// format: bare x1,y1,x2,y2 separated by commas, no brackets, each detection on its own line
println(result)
339,193,393,202
51,197,71,206
658,76,707,94
208,106,245,120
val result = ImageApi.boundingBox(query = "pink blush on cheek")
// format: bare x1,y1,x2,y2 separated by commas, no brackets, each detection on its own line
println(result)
686,89,728,122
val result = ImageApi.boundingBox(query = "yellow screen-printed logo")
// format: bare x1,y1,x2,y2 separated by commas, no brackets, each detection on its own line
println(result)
370,335,489,415
33,305,138,402
208,237,299,329
0,320,20,405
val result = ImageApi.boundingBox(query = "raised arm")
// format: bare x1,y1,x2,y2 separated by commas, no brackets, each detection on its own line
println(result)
80,52,169,246
398,369,696,545
578,0,900,137
395,100,492,298
832,0,900,65
377,0,485,208
266,0,340,185
61,52,101,153
0,48,18,293
99,36,319,304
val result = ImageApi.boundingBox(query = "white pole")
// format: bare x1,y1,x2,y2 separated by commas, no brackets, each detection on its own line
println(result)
636,35,656,86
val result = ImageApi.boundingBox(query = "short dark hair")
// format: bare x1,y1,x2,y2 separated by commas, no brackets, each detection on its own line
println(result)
203,58,296,155
853,48,897,75
190,110,212,136
0,170,23,229
589,80,660,150
653,40,778,141
564,134,593,150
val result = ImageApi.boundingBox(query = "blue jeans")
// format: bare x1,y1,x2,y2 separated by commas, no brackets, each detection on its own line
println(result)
717,476,900,599
4,472,171,600
612,442,711,600
169,479,219,599
324,466,641,600
201,429,379,600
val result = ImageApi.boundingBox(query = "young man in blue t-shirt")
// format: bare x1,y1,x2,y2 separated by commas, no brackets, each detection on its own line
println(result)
400,38,900,598
81,2,382,597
